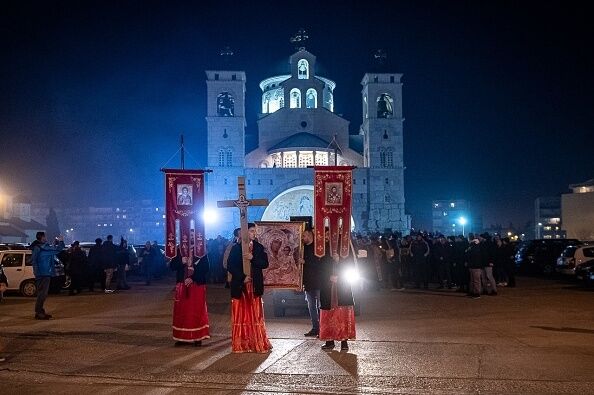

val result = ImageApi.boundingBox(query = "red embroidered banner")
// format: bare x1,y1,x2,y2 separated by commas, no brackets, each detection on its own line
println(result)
162,169,206,259
314,166,354,258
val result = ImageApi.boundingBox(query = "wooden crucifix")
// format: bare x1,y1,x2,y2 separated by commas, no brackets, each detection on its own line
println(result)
217,176,269,276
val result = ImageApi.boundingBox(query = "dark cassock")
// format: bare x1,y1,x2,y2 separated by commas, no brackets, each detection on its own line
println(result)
319,243,356,351
170,249,210,344
227,223,272,353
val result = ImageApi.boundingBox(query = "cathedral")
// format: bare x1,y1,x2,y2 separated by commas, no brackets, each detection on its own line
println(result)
204,47,410,237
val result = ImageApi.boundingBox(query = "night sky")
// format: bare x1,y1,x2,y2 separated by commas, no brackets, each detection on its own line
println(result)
1,1,592,230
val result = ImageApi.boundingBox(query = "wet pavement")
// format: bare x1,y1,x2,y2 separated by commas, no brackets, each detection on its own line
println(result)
1,276,593,394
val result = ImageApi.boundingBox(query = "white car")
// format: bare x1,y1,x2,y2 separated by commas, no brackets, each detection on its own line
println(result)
0,250,67,296
556,245,594,276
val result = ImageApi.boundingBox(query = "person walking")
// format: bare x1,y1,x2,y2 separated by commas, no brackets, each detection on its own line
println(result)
479,233,497,296
30,232,65,319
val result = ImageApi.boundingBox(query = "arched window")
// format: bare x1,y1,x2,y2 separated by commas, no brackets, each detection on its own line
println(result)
386,148,393,168
377,93,394,118
297,59,309,79
226,149,233,167
218,149,225,167
290,88,301,108
306,89,317,108
217,92,234,117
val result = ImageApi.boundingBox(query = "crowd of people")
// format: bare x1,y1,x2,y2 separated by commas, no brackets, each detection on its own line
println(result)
353,231,517,298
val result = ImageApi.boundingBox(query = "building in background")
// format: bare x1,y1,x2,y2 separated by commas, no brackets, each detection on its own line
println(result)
562,179,594,240
534,196,565,239
432,199,473,236
203,45,410,238
0,194,46,243
57,200,165,245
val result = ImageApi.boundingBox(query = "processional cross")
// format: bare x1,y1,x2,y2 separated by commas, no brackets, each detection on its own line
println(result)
217,176,269,276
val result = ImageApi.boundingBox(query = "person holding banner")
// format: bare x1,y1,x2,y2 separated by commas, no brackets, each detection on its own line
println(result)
170,246,210,346
227,222,272,353
319,230,356,351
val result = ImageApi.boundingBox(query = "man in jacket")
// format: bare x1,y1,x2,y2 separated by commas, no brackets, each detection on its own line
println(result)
30,231,65,319
410,233,430,289
302,227,322,337
102,235,117,293
227,223,272,353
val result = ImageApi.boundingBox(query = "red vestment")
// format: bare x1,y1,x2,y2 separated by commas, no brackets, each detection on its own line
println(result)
319,282,356,341
231,281,272,353
172,282,210,342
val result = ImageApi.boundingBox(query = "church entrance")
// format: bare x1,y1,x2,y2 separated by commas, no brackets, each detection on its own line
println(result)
261,185,355,230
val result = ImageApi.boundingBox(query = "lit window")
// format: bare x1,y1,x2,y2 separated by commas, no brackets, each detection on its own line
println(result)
434,203,440,208
306,89,317,108
162,214,166,219
218,149,225,167
156,222,160,226
298,151,313,168
283,151,297,168
290,88,301,108
450,202,455,208
155,208,159,211
297,59,309,79
315,151,328,166
122,215,127,219
217,92,234,117
443,212,448,216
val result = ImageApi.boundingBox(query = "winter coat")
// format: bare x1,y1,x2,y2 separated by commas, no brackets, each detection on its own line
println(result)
101,241,117,269
116,247,129,267
410,239,430,264
466,242,484,269
68,248,88,276
170,254,209,284
88,245,102,269
302,242,322,291
30,240,65,277
227,240,269,299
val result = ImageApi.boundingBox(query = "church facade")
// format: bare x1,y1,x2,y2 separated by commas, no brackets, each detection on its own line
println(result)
204,49,410,237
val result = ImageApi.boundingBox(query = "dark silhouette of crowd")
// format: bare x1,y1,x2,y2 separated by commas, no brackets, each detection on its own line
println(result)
353,231,516,298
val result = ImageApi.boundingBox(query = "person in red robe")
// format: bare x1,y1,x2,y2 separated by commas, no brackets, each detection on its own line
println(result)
319,236,357,351
227,222,272,353
170,247,210,346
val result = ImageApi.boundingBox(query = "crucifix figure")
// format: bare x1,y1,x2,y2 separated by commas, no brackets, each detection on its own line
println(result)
217,176,269,276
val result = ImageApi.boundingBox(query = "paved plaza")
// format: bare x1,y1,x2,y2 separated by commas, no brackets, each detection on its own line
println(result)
1,276,593,394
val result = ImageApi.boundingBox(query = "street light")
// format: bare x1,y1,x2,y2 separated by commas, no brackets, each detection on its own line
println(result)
458,217,467,236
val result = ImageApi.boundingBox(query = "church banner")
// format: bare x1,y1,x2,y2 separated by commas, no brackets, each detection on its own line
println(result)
162,169,206,259
314,166,354,258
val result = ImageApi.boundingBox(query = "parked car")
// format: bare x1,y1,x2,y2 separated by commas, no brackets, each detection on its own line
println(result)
556,245,594,276
515,239,580,275
575,260,594,287
0,250,67,296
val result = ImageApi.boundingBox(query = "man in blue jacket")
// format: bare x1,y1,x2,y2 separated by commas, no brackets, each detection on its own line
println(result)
30,231,65,320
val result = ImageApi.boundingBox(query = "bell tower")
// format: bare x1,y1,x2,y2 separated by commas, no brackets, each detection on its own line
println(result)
205,68,246,168
360,72,407,231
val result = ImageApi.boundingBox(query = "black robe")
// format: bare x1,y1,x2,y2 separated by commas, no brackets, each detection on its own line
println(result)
227,240,269,299
319,250,355,310
170,254,209,284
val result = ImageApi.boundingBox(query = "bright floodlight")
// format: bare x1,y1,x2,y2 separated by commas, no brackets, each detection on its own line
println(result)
203,208,218,224
458,217,467,226
344,267,360,284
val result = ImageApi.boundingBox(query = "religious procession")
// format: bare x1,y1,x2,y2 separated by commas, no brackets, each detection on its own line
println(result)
162,166,358,353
